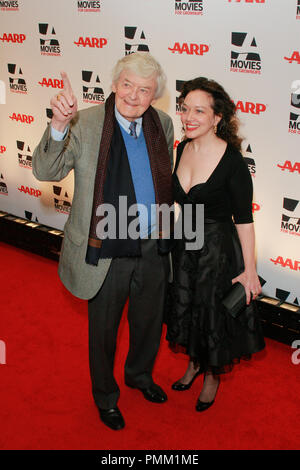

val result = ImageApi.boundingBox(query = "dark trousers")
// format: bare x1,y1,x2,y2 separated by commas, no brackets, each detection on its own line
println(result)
88,239,169,410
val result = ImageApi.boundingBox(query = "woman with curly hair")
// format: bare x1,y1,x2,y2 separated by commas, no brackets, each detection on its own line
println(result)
166,77,265,411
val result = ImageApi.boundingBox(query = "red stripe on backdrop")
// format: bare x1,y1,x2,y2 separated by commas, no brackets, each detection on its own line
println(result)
0,241,299,450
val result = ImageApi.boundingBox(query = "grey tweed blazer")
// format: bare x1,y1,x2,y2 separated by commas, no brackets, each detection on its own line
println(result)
32,104,174,299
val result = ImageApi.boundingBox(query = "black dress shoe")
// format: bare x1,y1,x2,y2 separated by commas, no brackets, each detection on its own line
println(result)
98,406,125,430
172,370,201,391
195,398,215,412
127,382,167,403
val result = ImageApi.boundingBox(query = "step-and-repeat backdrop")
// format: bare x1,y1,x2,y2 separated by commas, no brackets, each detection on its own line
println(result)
0,0,299,304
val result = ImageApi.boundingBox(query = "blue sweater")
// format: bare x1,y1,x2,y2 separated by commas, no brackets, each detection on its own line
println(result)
120,126,156,238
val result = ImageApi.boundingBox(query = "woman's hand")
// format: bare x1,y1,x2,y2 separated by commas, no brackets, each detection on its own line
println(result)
234,223,261,304
231,269,262,305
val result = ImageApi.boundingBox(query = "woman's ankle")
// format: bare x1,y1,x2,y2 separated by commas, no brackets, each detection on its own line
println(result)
198,373,220,402
179,361,200,384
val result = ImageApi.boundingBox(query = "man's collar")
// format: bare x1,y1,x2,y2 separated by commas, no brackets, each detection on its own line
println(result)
114,105,142,136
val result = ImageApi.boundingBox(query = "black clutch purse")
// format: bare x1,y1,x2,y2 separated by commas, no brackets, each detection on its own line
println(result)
222,276,266,318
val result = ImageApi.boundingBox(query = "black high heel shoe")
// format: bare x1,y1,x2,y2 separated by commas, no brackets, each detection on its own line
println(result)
172,370,201,391
195,376,220,412
195,397,215,412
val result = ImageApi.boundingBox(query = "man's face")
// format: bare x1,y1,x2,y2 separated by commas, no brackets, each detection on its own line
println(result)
112,69,157,121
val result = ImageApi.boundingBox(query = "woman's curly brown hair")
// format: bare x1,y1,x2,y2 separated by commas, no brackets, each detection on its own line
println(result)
179,77,243,150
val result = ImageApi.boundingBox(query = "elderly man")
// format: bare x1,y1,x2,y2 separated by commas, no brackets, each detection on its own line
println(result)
32,53,174,430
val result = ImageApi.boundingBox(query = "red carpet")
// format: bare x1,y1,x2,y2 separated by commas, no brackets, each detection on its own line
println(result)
0,241,299,450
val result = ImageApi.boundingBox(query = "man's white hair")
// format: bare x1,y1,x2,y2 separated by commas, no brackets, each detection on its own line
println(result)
112,52,166,99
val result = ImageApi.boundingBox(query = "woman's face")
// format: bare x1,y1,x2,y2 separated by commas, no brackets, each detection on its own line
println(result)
180,89,221,140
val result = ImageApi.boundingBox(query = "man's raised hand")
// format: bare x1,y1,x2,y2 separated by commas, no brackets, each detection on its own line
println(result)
50,72,78,132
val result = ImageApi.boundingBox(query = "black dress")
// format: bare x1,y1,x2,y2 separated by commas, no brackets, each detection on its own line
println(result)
166,140,265,374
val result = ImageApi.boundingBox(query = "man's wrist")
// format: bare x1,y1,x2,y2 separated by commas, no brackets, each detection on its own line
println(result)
51,123,69,141
51,118,69,133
